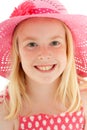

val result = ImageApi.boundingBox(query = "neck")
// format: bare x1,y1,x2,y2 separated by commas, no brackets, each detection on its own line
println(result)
22,78,67,116
26,78,60,103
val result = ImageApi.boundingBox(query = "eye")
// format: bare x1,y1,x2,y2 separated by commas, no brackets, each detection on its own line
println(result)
50,41,61,46
27,42,38,47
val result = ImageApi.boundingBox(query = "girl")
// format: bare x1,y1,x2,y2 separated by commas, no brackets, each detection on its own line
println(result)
0,0,87,129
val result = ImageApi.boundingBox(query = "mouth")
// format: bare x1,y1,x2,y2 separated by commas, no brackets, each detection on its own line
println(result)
34,64,56,72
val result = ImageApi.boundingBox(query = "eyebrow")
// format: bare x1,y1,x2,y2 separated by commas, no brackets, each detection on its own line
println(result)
22,35,64,42
50,35,64,40
22,36,38,42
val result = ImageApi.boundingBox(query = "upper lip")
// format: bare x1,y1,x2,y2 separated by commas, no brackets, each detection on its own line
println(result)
34,64,56,67
33,62,57,66
34,64,57,71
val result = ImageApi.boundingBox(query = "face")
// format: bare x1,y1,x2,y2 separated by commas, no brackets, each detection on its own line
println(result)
15,18,67,84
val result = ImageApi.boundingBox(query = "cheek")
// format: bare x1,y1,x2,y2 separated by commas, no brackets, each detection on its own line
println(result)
19,48,35,61
55,48,67,65
53,47,67,58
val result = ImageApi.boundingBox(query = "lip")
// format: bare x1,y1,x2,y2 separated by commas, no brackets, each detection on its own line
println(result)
34,64,57,72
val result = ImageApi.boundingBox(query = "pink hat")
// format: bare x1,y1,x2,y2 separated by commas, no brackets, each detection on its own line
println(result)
0,0,87,78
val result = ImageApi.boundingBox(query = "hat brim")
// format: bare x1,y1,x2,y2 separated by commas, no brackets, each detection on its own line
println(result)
0,13,87,77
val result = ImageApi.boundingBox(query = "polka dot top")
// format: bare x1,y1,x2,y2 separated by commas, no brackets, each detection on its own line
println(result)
0,90,85,130
19,108,85,130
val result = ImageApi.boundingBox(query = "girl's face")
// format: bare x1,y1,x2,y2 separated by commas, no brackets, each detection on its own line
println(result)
16,18,67,84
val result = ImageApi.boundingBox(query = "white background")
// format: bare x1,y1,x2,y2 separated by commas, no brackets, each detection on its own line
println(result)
0,0,87,22
0,0,87,91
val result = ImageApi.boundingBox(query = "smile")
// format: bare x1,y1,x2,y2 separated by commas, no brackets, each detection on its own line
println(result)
34,64,56,72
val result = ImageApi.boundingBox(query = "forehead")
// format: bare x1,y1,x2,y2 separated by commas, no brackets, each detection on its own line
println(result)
15,17,65,33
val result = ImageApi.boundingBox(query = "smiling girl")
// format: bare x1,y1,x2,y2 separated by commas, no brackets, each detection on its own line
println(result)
0,0,87,129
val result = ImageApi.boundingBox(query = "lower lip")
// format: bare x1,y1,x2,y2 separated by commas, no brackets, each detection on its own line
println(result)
34,64,56,73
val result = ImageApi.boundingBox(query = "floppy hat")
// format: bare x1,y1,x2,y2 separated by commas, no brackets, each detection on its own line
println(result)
0,0,87,78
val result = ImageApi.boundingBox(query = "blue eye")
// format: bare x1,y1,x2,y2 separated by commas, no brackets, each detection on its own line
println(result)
27,42,38,47
50,41,61,46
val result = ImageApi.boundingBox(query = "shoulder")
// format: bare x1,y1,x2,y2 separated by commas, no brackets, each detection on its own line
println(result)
80,89,87,116
0,89,14,130
80,88,87,98
80,88,87,102
0,89,8,103
80,89,87,129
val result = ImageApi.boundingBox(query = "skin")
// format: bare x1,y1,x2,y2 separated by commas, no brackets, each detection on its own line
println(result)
18,18,67,85
17,18,67,115
0,18,87,129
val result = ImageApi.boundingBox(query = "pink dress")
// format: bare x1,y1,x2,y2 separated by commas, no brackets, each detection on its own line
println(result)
19,109,85,130
0,90,85,130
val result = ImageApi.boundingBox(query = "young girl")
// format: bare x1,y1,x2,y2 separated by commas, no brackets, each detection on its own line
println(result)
0,0,87,129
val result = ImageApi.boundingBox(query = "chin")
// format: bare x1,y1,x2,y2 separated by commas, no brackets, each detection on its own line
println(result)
37,77,58,85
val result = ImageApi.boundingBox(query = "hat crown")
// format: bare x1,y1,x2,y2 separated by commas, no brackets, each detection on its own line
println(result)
10,0,67,17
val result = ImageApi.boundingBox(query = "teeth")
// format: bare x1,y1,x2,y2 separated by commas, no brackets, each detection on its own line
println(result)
36,65,53,71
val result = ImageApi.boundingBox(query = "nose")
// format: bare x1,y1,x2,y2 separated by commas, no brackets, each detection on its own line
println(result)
38,47,52,61
38,54,51,61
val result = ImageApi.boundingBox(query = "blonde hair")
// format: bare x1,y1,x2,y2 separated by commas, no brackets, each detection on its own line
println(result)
55,24,81,112
6,18,81,119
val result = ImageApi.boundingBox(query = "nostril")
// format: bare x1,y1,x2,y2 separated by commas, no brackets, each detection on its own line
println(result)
40,57,43,60
38,55,44,60
38,55,51,60
47,56,50,59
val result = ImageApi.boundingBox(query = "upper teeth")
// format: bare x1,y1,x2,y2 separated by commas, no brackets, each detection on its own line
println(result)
36,65,53,71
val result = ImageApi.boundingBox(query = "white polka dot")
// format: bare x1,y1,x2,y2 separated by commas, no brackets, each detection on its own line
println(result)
54,125,58,130
65,117,69,123
22,117,27,122
72,117,76,122
42,120,47,126
38,115,42,120
77,111,81,116
76,123,79,129
79,117,83,123
61,124,66,130
39,127,43,130
50,118,54,124
57,117,61,123
45,115,49,119
30,116,34,121
35,121,39,127
28,122,32,128
69,124,73,129
60,113,65,117
69,113,73,116
47,126,51,130
21,123,25,129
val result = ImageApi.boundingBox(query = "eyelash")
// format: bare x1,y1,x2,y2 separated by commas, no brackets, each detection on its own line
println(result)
27,42,38,47
50,41,61,46
26,41,61,48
